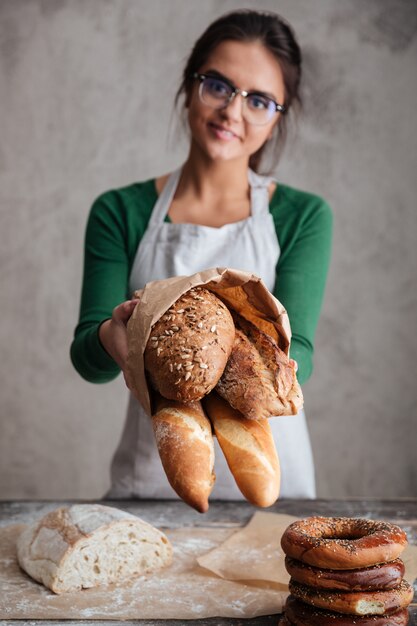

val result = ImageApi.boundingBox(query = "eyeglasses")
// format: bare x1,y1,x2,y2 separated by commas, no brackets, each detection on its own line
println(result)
192,72,286,126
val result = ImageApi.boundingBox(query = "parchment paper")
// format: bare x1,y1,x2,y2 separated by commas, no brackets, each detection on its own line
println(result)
198,511,417,587
127,267,292,416
0,513,289,620
2,512,417,620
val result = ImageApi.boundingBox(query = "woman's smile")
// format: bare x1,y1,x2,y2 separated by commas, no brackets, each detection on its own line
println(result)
208,122,241,141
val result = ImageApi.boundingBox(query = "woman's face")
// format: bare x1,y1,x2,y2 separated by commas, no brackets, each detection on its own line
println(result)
186,39,285,166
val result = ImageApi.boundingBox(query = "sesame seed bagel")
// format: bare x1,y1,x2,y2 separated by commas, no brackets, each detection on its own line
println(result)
281,517,407,569
289,579,413,616
283,596,410,626
285,556,405,591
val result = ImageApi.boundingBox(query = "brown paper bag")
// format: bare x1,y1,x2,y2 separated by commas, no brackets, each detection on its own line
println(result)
127,267,292,416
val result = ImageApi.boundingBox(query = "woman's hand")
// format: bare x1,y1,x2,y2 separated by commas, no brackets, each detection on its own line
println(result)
99,299,140,390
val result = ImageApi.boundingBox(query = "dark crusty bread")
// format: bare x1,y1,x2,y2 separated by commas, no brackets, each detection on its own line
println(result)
215,313,303,419
144,287,235,402
152,394,215,513
203,392,280,507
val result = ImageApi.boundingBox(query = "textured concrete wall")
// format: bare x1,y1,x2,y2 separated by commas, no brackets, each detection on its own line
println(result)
1,0,416,499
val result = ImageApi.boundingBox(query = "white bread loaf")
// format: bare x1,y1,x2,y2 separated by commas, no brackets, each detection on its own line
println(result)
142,287,235,403
216,313,303,419
152,394,215,513
203,393,281,507
16,504,172,594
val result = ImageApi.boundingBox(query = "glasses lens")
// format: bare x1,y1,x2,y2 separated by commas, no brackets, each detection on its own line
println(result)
245,94,276,125
200,77,232,108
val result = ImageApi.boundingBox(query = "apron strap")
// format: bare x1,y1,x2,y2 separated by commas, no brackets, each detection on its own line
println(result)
148,166,182,226
248,168,274,216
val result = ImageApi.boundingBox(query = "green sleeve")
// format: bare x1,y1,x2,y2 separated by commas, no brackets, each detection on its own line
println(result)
70,181,156,383
270,185,333,385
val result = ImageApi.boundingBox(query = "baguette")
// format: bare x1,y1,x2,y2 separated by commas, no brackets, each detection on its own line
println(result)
203,393,280,507
152,394,215,513
16,504,172,593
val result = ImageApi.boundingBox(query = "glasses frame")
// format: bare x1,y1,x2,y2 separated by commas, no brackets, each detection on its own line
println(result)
192,72,286,123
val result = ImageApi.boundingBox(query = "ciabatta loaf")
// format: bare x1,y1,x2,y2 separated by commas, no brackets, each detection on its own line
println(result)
203,393,281,507
143,287,235,402
16,504,172,594
152,394,215,512
216,313,303,419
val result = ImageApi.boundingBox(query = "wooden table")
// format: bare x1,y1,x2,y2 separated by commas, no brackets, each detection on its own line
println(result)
1,498,416,625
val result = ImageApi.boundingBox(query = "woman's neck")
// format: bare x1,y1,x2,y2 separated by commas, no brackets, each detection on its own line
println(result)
177,146,251,203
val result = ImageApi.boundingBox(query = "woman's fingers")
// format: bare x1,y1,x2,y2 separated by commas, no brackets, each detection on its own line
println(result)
99,299,140,376
112,299,140,324
289,358,298,372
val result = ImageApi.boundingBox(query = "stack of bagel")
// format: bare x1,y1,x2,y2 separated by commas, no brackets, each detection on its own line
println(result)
280,516,413,625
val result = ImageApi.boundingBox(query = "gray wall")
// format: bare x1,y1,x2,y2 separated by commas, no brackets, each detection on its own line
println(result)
1,0,416,500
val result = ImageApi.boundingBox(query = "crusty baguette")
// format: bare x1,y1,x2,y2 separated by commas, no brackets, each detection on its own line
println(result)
141,287,235,403
152,394,215,513
216,313,303,419
16,504,172,594
203,393,280,507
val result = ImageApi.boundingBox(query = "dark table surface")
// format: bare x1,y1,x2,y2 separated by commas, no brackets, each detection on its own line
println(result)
1,498,416,625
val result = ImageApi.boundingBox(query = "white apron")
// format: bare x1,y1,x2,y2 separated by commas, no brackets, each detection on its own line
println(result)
107,167,316,499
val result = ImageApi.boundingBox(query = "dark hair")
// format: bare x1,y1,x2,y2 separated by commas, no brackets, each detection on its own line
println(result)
175,9,302,173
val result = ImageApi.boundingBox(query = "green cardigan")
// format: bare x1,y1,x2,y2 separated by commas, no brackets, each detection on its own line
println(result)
71,178,332,385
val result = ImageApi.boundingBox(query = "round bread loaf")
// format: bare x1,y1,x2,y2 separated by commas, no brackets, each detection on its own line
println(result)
16,504,172,594
144,287,235,402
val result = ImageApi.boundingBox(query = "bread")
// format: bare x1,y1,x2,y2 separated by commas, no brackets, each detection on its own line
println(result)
289,578,414,616
143,287,235,402
16,504,172,594
215,313,303,419
152,394,215,513
203,392,280,507
283,596,410,626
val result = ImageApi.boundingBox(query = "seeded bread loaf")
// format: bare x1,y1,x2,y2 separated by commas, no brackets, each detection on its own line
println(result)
215,313,303,419
16,504,172,594
152,394,215,513
203,392,281,507
143,287,235,403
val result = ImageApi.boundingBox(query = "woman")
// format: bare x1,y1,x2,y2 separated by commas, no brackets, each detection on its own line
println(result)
71,10,332,499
